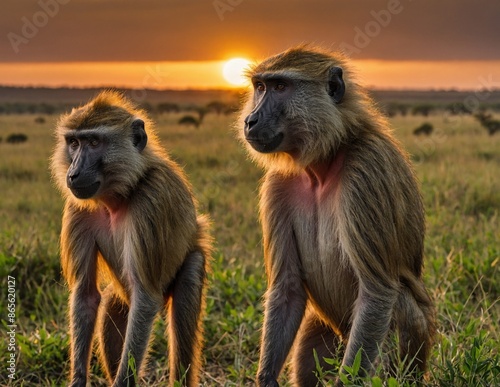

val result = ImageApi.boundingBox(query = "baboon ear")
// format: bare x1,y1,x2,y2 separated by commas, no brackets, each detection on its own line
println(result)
328,66,345,104
131,119,147,152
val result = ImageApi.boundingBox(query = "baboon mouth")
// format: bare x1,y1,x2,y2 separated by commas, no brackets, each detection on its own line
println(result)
246,133,284,153
70,181,101,199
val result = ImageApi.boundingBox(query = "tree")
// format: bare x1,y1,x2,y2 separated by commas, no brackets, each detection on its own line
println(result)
178,115,200,128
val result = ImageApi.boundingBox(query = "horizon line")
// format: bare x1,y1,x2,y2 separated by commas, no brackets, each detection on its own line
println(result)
1,84,498,94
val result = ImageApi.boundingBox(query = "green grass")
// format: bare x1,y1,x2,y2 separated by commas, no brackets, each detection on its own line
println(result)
0,111,498,386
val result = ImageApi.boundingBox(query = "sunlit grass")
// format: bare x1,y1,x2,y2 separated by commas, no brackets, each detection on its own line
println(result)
0,111,498,386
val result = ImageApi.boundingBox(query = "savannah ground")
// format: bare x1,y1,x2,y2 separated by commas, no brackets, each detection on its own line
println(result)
0,99,498,386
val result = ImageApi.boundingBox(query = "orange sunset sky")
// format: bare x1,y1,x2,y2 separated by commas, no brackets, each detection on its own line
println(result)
1,0,500,91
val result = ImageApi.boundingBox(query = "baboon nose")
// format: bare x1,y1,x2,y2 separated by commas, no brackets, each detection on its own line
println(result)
68,171,79,181
244,114,258,130
67,170,80,186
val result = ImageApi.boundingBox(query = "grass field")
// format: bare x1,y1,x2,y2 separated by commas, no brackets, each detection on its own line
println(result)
0,109,498,386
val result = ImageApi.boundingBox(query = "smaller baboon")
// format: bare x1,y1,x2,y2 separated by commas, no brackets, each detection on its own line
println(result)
239,46,435,386
51,91,211,387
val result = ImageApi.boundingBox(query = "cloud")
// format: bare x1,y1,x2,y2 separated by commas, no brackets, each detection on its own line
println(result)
1,0,499,62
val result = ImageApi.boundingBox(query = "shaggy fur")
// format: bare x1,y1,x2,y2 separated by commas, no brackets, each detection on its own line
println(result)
51,91,211,387
238,46,435,386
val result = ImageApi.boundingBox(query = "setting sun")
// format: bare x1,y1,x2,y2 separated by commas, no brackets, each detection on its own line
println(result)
222,58,251,86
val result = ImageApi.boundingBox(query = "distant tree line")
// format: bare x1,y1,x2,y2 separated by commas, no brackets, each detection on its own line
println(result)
0,100,240,116
0,102,64,115
382,101,500,118
2,100,500,118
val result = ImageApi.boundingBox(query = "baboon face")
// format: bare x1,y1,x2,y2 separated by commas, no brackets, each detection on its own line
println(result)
64,118,147,199
243,66,345,154
243,76,295,153
65,130,105,199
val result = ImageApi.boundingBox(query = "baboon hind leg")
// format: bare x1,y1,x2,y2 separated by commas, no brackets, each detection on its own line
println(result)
168,250,207,386
291,313,341,387
97,285,129,381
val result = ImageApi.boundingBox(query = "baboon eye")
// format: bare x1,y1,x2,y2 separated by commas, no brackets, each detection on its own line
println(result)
276,82,287,91
68,138,79,149
90,138,100,148
255,82,265,92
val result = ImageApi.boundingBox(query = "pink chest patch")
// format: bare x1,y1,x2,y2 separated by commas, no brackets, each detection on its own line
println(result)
294,149,346,206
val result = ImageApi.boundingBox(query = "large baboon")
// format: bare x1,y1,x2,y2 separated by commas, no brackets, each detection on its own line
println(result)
239,46,435,386
51,91,211,387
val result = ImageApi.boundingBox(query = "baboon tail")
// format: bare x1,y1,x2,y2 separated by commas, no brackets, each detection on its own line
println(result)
395,272,436,375
194,214,213,268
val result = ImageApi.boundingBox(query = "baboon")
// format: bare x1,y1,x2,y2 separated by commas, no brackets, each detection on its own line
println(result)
239,46,435,386
50,91,211,387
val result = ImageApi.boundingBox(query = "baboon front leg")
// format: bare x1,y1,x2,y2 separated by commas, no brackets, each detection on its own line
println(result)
342,284,397,378
257,280,307,386
292,313,341,387
168,251,206,386
112,285,160,387
68,280,101,387
97,285,129,381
